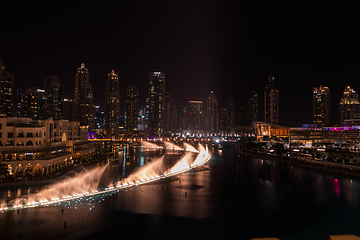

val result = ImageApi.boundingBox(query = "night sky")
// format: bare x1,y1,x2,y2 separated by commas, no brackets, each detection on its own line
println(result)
1,1,360,127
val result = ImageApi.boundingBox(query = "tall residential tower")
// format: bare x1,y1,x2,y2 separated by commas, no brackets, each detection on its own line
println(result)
105,70,120,136
205,91,219,132
44,75,61,120
313,85,330,127
125,84,138,132
148,71,165,136
74,63,94,130
0,57,14,117
339,86,360,126
264,74,279,124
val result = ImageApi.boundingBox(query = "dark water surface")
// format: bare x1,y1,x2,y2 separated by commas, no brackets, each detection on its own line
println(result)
1,143,360,240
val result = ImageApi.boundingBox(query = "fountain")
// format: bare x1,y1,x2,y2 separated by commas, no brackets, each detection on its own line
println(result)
163,141,184,151
0,143,211,212
191,144,210,167
165,152,193,174
183,142,199,153
1,165,107,210
140,140,163,149
114,155,167,187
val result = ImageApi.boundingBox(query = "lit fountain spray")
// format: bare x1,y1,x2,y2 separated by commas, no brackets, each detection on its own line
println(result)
1,143,211,212
140,140,163,149
114,155,167,187
1,165,108,211
183,142,199,153
163,141,184,151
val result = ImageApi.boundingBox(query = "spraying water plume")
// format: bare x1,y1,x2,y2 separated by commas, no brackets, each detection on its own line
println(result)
1,165,108,209
114,155,167,187
1,143,211,211
163,141,184,151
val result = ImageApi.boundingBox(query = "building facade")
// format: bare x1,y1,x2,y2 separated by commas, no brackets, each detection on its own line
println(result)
313,85,330,127
74,63,94,130
0,117,96,177
125,84,138,132
290,126,360,147
61,98,74,121
339,86,360,126
22,87,48,120
264,74,279,124
252,121,289,139
188,100,202,132
248,90,258,124
44,75,61,120
148,71,165,136
165,95,177,133
105,70,120,136
205,91,219,132
0,58,14,117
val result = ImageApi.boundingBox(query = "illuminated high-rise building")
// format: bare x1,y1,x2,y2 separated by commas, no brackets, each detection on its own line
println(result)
74,63,94,130
313,85,330,127
205,91,219,132
188,100,203,131
105,70,120,135
16,89,25,117
23,87,47,120
220,99,234,131
264,74,279,123
165,95,178,132
248,90,258,123
227,98,234,130
125,84,138,132
61,98,74,121
339,86,360,126
94,105,105,130
238,103,248,126
148,71,165,136
44,75,61,120
0,57,14,117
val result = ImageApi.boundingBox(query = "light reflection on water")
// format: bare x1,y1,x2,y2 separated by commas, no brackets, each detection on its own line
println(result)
2,144,360,239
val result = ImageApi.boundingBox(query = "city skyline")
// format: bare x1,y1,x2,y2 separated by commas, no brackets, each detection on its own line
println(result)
7,56,360,129
2,2,360,127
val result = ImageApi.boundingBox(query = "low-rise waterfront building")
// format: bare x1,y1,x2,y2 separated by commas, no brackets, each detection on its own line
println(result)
289,125,360,147
252,121,289,139
0,117,96,178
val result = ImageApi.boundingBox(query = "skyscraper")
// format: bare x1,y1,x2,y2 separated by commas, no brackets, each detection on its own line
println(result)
238,103,248,126
188,100,203,131
23,87,47,119
61,98,74,121
165,95,177,132
74,63,94,130
125,84,138,132
339,86,360,126
205,91,219,132
105,70,120,136
226,98,234,130
44,75,61,120
16,89,25,117
0,57,14,117
248,90,258,123
313,85,330,127
220,107,229,131
264,74,279,123
148,71,165,136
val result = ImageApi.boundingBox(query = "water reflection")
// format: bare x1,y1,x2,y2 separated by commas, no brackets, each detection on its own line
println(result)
3,145,360,239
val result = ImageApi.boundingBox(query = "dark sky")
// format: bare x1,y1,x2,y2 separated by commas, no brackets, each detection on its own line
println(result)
1,1,360,127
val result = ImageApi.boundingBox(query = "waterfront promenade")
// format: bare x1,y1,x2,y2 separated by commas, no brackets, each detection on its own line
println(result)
237,146,360,178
